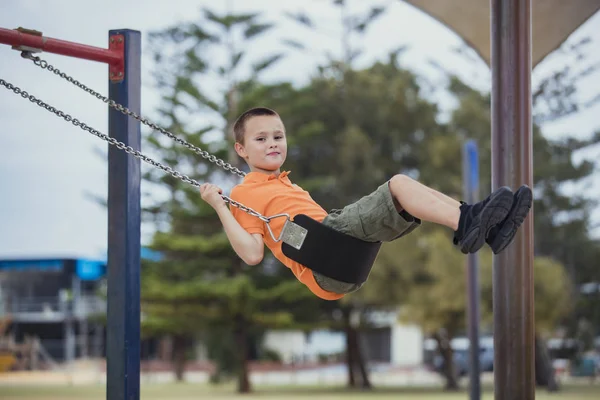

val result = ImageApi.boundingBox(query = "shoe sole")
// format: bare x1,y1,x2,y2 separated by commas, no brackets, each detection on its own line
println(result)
488,185,533,254
460,187,513,254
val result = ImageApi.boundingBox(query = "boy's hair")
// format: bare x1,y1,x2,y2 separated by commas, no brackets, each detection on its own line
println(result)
232,107,279,144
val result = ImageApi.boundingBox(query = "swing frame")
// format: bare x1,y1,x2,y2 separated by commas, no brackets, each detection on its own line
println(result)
0,27,141,400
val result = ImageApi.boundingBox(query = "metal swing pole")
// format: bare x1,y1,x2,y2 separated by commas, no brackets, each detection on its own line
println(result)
106,29,142,400
0,27,142,400
490,1,535,399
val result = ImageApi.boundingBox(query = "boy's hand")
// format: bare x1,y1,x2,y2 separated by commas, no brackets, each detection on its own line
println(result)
200,183,226,210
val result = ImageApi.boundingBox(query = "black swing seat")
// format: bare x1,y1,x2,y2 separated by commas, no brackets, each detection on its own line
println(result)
281,214,382,285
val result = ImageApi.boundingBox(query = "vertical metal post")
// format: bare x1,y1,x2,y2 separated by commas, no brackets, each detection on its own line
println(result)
70,275,79,360
463,140,481,400
490,1,535,399
81,319,89,359
94,324,103,358
64,318,75,363
60,288,75,363
106,29,141,400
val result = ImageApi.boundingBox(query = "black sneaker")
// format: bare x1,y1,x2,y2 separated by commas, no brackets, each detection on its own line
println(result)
486,185,533,254
453,187,514,254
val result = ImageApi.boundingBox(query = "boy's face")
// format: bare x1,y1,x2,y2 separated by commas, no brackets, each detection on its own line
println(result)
235,115,287,174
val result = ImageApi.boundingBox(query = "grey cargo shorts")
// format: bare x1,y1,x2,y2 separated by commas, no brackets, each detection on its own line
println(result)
313,181,421,294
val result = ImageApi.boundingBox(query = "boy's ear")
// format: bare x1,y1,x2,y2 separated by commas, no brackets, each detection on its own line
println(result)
234,142,247,159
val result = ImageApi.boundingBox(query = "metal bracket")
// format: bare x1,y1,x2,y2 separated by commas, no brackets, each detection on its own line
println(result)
264,214,308,250
108,34,125,83
279,219,308,250
11,27,43,53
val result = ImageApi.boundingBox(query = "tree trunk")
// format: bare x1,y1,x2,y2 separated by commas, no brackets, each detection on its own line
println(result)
535,334,559,391
354,330,372,389
235,314,251,394
343,308,372,389
172,335,187,382
433,332,459,391
159,336,173,361
344,310,356,387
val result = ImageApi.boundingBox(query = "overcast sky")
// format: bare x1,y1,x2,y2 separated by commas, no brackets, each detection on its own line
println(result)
1,0,599,260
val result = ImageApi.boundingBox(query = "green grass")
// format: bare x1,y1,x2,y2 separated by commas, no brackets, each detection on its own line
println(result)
2,383,600,400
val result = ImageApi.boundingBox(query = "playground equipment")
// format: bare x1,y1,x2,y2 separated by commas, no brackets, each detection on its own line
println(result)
0,316,16,372
0,317,57,372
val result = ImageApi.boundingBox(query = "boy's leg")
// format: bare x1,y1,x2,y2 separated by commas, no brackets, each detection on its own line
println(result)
388,175,461,230
425,187,463,209
388,174,514,254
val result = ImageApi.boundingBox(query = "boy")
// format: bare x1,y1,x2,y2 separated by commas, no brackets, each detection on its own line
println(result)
200,107,533,301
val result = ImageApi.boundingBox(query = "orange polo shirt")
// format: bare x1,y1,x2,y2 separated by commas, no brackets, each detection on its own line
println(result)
229,171,344,301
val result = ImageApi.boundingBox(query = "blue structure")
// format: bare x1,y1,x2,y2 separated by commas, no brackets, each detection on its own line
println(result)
0,257,108,362
463,140,481,400
0,247,161,366
0,258,105,280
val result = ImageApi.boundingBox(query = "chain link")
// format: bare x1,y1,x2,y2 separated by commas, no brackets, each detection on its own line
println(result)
0,78,271,223
21,52,247,179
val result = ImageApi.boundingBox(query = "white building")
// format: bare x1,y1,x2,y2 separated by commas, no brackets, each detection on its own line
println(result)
263,310,424,366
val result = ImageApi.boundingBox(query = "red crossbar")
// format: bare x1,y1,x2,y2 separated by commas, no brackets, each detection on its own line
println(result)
0,27,122,65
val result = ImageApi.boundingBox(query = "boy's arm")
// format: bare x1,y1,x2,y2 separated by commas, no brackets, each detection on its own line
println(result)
200,183,264,265
214,205,264,265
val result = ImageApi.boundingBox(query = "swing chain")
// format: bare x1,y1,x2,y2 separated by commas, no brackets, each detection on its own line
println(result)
0,77,275,225
20,52,247,180
2,53,302,242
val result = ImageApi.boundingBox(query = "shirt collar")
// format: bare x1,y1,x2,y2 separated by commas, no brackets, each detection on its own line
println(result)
244,170,291,184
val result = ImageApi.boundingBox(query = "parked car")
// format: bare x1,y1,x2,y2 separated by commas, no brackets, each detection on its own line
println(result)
432,346,495,377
